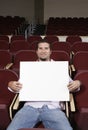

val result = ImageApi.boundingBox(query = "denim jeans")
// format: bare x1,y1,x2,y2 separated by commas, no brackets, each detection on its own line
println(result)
7,105,73,130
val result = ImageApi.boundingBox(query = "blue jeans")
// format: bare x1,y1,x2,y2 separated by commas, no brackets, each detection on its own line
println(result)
7,105,73,130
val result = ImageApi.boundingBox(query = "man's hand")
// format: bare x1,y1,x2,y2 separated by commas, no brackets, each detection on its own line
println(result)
8,81,22,93
68,80,81,92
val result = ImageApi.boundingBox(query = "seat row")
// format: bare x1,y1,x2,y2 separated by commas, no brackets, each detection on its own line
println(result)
0,50,70,74
0,49,88,76
0,34,82,44
46,17,88,35
0,35,43,43
0,40,88,57
0,16,28,35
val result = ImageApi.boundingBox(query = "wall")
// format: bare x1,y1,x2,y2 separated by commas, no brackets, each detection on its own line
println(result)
0,0,88,24
44,0,88,23
0,0,35,22
34,0,44,24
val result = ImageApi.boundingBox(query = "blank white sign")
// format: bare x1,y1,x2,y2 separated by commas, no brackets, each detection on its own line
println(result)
19,61,69,101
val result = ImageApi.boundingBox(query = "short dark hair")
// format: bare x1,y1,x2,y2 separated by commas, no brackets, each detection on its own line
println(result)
36,39,52,50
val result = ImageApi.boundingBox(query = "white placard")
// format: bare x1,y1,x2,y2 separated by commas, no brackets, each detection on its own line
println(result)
19,61,69,101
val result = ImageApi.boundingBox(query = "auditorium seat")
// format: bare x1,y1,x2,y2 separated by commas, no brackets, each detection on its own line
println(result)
0,69,18,130
9,40,30,55
12,50,37,75
73,71,88,130
29,41,38,50
44,35,59,44
0,50,13,69
0,35,9,42
71,42,88,55
0,40,9,50
71,51,88,77
11,35,25,42
52,41,71,56
27,36,42,44
51,50,70,62
66,35,82,46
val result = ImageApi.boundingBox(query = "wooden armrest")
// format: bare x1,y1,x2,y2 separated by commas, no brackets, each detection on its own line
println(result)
70,93,75,112
13,95,19,110
70,64,77,78
66,101,69,117
71,51,74,56
69,66,72,77
9,94,19,120
4,63,13,69
65,93,76,118
70,64,75,72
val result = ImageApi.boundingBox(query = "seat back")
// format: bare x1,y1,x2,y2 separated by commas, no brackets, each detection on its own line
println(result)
52,41,71,55
0,40,9,50
0,50,12,69
66,35,82,46
0,35,9,42
0,69,18,99
72,51,88,71
51,50,70,62
12,50,37,75
0,69,18,129
27,36,42,44
13,50,37,63
74,71,88,109
29,41,38,50
10,40,30,54
71,42,88,54
44,35,59,44
11,35,25,42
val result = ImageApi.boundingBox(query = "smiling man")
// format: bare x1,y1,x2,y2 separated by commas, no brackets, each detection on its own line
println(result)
7,40,81,130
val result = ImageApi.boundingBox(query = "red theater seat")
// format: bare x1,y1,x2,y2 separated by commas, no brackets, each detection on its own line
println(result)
0,69,18,130
73,71,88,130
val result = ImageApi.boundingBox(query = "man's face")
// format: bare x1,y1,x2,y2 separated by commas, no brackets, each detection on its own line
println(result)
36,42,52,61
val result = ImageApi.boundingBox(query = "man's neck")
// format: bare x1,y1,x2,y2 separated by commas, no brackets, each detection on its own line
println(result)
38,58,51,61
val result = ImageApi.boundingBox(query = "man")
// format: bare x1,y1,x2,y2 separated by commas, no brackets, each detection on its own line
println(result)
7,40,81,130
